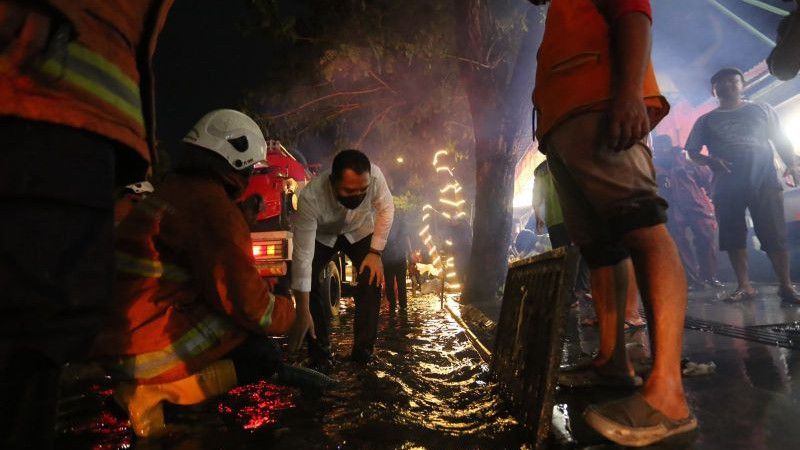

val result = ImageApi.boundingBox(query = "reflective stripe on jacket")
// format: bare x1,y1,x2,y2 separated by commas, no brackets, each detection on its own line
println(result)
533,0,668,140
0,0,174,166
93,174,296,384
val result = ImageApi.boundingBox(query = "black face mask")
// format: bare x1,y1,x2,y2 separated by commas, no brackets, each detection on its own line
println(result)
337,193,366,210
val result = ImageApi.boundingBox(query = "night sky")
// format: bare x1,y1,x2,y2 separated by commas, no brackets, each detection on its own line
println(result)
153,0,274,160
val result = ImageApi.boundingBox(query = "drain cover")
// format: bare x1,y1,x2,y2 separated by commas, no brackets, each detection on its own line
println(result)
684,317,800,350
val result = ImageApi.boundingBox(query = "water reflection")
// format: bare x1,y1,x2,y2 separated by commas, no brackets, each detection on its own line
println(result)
58,294,524,449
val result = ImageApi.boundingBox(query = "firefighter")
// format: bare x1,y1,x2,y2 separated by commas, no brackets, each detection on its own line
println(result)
0,1,173,448
92,110,320,438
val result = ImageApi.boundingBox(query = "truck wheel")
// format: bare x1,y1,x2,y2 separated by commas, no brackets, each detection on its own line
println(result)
327,261,342,316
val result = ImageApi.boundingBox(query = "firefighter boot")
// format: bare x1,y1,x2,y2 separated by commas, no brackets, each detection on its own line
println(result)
114,359,238,438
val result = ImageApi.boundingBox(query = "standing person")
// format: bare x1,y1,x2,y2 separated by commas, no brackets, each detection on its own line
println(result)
652,135,720,290
0,1,173,448
383,209,412,311
768,0,800,80
287,150,394,369
685,67,800,304
531,0,695,446
532,160,591,300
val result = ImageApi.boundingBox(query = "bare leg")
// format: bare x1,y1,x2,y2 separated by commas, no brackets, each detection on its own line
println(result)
766,250,793,290
590,259,634,376
624,258,645,326
622,224,689,420
727,248,755,293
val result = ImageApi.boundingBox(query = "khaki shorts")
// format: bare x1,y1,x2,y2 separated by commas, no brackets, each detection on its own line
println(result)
542,112,668,268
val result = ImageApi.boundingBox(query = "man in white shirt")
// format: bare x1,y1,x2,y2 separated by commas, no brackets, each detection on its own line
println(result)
287,150,394,369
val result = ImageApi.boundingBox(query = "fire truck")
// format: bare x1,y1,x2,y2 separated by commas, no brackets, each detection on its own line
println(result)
243,140,349,311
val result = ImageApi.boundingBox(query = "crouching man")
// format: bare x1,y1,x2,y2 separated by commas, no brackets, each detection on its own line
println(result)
93,110,323,438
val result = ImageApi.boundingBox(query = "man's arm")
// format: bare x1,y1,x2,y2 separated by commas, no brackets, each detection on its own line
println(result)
765,104,797,167
369,165,395,252
600,0,654,150
187,199,283,336
358,165,395,287
288,193,319,350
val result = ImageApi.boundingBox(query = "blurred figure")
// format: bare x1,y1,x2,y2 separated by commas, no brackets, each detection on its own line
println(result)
768,0,800,80
531,0,694,446
514,228,539,259
0,2,173,448
93,110,314,438
409,249,423,294
652,135,720,290
383,209,412,311
531,160,591,300
686,68,800,304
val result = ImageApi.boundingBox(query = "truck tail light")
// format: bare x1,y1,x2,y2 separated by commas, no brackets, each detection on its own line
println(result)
252,239,288,261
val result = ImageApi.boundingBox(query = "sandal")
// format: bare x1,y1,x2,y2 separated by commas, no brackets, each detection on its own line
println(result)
723,288,757,303
584,393,698,447
779,286,800,305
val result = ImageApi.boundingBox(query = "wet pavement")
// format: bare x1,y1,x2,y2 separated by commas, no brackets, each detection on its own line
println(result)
554,282,800,449
57,283,800,449
57,294,525,450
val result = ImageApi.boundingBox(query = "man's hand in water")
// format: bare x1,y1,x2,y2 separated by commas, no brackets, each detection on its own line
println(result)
288,291,315,351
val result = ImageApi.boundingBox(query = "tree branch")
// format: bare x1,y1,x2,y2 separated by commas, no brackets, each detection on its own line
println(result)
355,102,403,148
266,86,386,120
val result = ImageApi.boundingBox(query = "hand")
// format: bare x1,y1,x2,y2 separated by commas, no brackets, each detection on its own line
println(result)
785,165,800,187
535,217,546,234
709,157,732,174
359,252,385,287
608,92,650,151
287,301,315,352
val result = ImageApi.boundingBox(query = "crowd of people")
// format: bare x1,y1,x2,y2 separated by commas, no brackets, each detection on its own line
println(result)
2,0,800,449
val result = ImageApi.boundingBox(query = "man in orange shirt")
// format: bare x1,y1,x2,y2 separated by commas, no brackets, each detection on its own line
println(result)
530,0,695,446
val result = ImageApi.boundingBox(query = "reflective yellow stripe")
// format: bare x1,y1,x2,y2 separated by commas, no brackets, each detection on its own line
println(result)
116,251,191,283
36,42,144,126
258,292,277,329
115,315,236,380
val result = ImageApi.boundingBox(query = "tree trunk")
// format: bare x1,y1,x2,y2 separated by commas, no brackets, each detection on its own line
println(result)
463,146,516,310
455,0,542,312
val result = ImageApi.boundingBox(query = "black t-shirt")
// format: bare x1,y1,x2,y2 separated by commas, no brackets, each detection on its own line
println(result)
685,102,786,195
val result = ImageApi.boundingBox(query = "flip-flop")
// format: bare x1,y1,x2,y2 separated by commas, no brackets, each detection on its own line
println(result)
584,393,698,447
558,365,643,389
624,321,647,333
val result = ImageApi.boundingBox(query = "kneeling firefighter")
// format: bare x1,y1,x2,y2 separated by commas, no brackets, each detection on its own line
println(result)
93,109,332,438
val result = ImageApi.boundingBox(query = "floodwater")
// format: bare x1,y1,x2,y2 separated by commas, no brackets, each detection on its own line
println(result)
57,294,526,450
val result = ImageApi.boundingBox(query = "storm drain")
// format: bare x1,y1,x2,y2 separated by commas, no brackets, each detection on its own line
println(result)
492,247,580,450
684,317,800,350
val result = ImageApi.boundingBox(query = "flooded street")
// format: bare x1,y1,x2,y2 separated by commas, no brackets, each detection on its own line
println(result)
58,294,525,450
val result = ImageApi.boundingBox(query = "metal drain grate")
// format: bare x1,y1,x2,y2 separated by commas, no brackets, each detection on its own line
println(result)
684,317,800,350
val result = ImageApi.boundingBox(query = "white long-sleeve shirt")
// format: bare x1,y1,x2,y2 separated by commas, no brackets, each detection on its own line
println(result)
291,164,394,292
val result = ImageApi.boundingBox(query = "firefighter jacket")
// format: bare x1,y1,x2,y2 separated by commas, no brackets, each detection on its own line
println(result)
0,0,174,170
93,173,296,385
533,0,668,140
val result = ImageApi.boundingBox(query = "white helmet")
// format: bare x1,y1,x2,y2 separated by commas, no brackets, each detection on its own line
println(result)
182,109,268,170
125,181,154,194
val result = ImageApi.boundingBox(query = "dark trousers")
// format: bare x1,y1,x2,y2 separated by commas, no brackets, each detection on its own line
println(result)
227,335,283,385
668,216,718,283
548,223,591,293
384,259,408,309
0,119,120,449
307,235,381,361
